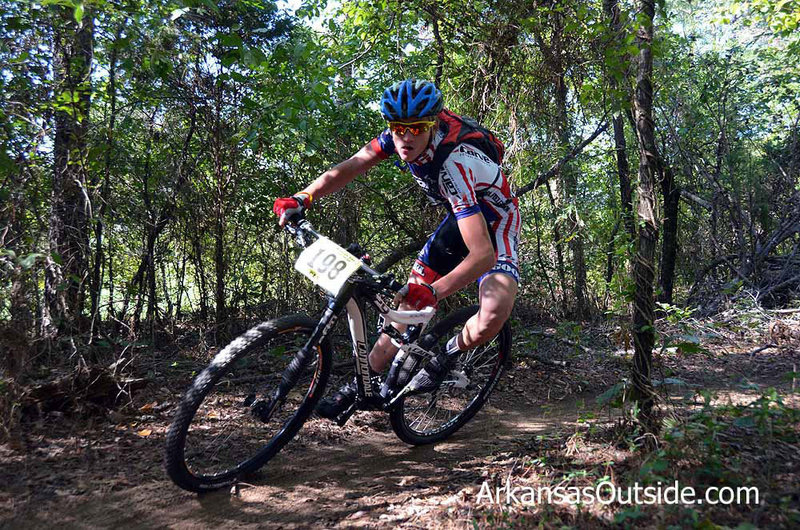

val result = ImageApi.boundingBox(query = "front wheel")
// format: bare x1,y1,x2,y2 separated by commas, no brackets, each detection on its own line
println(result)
389,305,511,445
164,315,331,492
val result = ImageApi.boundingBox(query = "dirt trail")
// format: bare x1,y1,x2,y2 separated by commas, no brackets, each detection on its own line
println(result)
4,325,797,529
2,387,590,530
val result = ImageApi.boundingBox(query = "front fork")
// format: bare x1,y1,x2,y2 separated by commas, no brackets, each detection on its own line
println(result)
251,296,345,423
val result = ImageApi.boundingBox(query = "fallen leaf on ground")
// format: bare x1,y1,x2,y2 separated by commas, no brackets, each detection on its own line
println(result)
139,402,157,412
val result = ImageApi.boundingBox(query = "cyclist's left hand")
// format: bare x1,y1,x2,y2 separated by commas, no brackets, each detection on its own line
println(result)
400,282,438,310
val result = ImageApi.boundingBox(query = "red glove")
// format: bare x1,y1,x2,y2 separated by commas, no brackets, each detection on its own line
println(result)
273,193,312,226
400,282,438,310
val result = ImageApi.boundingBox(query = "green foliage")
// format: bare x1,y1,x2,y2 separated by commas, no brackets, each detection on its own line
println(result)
596,380,628,408
1,0,799,358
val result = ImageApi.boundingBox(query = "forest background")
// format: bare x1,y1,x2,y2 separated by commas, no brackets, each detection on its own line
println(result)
3,0,798,400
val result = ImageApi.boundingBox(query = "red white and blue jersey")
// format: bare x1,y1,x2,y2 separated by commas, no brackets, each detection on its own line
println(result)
370,126,521,283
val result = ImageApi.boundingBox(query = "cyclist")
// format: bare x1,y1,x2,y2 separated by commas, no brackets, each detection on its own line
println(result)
273,79,520,419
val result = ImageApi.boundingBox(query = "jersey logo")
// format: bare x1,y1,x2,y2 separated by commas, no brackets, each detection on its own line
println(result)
456,144,493,165
441,172,459,196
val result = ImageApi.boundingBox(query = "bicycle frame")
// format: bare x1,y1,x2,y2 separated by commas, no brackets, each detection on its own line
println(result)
276,221,436,425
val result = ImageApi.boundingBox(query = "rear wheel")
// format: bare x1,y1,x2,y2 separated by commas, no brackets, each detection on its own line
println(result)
389,305,510,445
164,315,331,492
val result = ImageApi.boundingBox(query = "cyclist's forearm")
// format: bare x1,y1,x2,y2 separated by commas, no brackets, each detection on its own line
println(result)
300,143,381,200
301,163,359,199
431,252,495,300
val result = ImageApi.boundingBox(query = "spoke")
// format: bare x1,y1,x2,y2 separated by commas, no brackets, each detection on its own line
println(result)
466,346,496,370
399,320,506,440
420,404,440,433
410,405,426,430
460,340,497,365
471,352,499,372
413,396,439,432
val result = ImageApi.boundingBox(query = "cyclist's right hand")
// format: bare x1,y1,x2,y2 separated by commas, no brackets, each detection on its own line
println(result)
273,193,311,226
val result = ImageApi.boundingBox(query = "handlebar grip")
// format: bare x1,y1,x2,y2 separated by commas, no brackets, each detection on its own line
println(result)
346,243,363,257
387,277,404,292
286,211,305,226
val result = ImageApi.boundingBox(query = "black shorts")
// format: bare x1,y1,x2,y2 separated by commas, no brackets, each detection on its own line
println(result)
410,212,520,285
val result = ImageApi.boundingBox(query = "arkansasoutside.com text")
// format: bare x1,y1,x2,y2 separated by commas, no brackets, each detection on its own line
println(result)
478,479,760,507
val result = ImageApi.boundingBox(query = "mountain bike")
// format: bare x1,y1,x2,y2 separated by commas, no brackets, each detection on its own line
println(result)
164,220,511,493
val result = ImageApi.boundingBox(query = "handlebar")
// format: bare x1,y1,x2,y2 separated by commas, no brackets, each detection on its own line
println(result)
383,306,436,326
284,219,405,293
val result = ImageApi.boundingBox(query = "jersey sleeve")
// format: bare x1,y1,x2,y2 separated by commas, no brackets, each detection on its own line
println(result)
370,128,395,160
438,154,481,220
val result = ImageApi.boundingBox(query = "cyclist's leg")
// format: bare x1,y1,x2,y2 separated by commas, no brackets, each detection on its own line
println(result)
459,271,518,349
443,207,520,352
403,209,519,393
402,269,517,394
458,205,521,349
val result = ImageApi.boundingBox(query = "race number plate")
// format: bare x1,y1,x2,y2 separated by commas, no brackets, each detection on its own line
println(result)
294,237,362,295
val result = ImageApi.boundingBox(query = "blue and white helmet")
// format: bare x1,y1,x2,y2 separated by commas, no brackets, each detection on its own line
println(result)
380,79,443,120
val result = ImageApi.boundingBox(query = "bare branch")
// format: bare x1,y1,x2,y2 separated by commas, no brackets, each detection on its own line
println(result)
515,120,609,197
680,189,712,209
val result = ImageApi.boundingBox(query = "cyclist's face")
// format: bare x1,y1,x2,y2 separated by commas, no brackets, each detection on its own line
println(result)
392,121,434,162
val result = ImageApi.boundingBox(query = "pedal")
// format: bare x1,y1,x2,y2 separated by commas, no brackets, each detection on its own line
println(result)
387,383,415,408
334,401,358,427
251,398,277,423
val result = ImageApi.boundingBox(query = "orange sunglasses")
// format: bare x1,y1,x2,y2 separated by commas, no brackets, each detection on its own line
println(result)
388,120,436,136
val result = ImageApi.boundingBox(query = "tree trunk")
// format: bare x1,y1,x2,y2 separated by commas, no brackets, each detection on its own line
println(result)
131,134,155,334
615,114,636,242
107,243,114,320
160,258,173,320
555,72,589,319
146,241,158,326
3,180,35,375
213,74,227,336
1,138,34,375
604,219,621,307
6,264,34,376
603,0,635,244
116,109,196,332
535,9,588,320
175,241,187,320
658,163,680,305
44,7,93,335
214,209,226,332
603,0,635,315
193,234,209,321
545,182,568,313
90,24,121,334
631,0,659,427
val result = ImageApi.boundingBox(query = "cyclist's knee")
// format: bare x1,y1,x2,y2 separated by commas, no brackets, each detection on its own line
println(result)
478,308,509,338
469,279,515,342
462,307,507,345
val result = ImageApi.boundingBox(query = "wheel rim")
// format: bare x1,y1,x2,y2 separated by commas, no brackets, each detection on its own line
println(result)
182,327,321,480
400,334,503,437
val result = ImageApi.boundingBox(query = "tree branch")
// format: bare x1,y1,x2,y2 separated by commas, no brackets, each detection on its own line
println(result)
516,120,609,197
680,189,712,209
375,238,428,273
